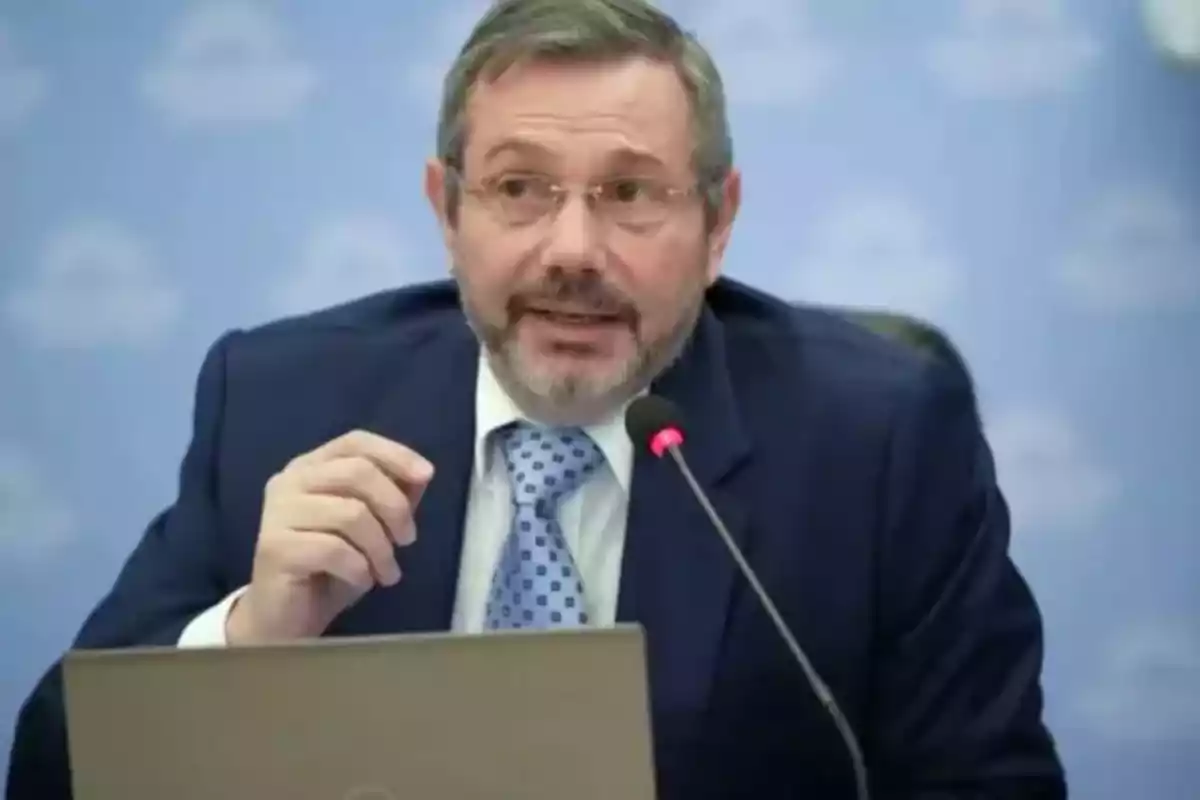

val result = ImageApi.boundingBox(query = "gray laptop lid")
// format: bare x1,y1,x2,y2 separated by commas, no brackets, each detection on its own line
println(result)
63,625,657,800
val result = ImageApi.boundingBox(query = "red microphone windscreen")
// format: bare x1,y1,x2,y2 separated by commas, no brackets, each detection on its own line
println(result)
624,395,685,457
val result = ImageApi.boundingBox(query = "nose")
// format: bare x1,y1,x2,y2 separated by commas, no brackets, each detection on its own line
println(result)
540,192,601,270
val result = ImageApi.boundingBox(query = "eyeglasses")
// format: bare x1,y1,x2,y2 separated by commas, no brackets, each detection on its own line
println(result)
449,168,701,230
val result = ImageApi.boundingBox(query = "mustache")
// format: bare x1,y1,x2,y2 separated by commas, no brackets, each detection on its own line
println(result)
508,269,637,320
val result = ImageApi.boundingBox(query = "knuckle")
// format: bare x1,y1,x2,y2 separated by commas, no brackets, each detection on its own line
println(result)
348,455,377,484
283,452,308,473
343,502,384,548
340,497,371,528
341,549,372,586
264,470,288,495
351,564,373,589
345,429,373,449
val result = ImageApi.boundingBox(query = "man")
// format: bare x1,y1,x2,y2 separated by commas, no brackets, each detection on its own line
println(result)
6,0,1067,797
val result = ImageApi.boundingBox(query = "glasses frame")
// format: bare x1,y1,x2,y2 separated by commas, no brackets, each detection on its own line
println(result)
446,165,702,231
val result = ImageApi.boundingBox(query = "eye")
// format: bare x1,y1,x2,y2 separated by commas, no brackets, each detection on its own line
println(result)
492,174,551,199
496,177,529,198
605,178,649,204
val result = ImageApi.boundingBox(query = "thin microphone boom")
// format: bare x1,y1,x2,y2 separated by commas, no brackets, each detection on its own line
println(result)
664,446,870,800
625,395,870,800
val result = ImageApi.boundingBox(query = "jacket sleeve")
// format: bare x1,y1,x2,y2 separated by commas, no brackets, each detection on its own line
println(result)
5,332,241,800
867,359,1068,799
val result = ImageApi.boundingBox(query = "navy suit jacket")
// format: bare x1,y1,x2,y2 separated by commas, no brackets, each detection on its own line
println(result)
7,278,1066,799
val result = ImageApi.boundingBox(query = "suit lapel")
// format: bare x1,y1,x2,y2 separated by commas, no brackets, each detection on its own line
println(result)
617,305,752,731
330,311,480,636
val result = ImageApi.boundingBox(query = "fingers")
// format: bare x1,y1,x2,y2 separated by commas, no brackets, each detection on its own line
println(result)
297,456,416,545
283,529,377,593
299,430,435,502
278,494,401,586
254,431,432,607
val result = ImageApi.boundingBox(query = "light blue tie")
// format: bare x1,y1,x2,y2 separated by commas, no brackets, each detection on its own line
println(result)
485,422,605,630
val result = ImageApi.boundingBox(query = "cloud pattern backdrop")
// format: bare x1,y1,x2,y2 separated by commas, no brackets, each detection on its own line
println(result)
1,0,1197,796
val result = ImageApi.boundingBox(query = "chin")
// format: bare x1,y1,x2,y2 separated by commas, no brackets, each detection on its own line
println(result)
516,336,634,385
504,354,640,426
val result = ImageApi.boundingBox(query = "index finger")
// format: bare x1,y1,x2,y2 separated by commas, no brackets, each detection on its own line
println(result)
305,430,435,493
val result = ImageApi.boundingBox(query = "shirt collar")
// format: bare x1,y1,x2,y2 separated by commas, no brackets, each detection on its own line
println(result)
473,349,635,494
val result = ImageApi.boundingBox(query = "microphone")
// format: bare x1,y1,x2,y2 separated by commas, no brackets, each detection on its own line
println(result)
624,395,871,800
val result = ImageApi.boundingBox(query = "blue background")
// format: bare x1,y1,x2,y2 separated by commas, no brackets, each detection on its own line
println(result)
2,1,1198,796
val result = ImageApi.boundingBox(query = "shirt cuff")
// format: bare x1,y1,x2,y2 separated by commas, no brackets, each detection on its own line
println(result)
176,586,248,648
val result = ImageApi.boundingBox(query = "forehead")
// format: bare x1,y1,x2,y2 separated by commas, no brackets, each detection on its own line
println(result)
460,56,695,172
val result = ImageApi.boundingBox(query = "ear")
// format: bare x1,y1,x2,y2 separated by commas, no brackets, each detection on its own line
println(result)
424,157,455,244
704,168,741,285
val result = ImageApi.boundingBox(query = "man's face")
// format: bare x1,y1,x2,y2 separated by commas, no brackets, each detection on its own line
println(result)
426,55,739,425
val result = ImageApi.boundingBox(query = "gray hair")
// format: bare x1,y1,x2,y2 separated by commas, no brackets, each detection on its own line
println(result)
435,0,733,225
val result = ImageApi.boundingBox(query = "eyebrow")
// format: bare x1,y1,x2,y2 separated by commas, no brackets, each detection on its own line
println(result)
481,139,552,164
480,138,670,173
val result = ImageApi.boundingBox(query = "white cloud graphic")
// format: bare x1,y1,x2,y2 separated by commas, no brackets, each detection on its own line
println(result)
400,2,492,112
4,220,181,349
1144,0,1200,65
0,444,75,564
141,1,317,126
1058,185,1200,313
926,0,1100,98
986,407,1119,533
269,216,424,317
788,195,960,319
667,0,838,108
1077,619,1200,743
0,22,48,131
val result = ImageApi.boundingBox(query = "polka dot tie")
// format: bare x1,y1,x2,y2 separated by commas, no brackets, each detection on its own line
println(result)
484,422,605,630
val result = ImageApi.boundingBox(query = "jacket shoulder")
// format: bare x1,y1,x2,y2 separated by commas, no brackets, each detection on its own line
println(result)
239,280,463,341
205,280,465,376
709,277,967,398
184,280,470,449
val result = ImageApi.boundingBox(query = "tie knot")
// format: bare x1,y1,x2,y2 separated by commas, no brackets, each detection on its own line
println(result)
499,422,604,511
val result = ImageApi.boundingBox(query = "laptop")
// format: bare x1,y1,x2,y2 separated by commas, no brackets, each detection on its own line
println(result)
63,625,657,800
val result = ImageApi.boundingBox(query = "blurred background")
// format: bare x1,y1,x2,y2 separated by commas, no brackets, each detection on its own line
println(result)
1,0,1198,796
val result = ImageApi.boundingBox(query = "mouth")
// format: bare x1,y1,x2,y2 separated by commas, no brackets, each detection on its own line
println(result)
523,306,626,326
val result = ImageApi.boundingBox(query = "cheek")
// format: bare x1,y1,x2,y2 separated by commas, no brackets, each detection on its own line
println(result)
454,224,534,299
620,237,709,307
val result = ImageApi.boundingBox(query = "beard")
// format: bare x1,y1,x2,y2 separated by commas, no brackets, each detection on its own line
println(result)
455,264,704,426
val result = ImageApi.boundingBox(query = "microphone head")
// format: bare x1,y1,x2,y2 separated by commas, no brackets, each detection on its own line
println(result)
625,395,686,458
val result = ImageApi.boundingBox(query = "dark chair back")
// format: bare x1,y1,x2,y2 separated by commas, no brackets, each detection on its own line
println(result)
835,308,976,397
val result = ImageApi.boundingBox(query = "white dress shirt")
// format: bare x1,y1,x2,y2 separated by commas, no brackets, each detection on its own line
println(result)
178,351,634,646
